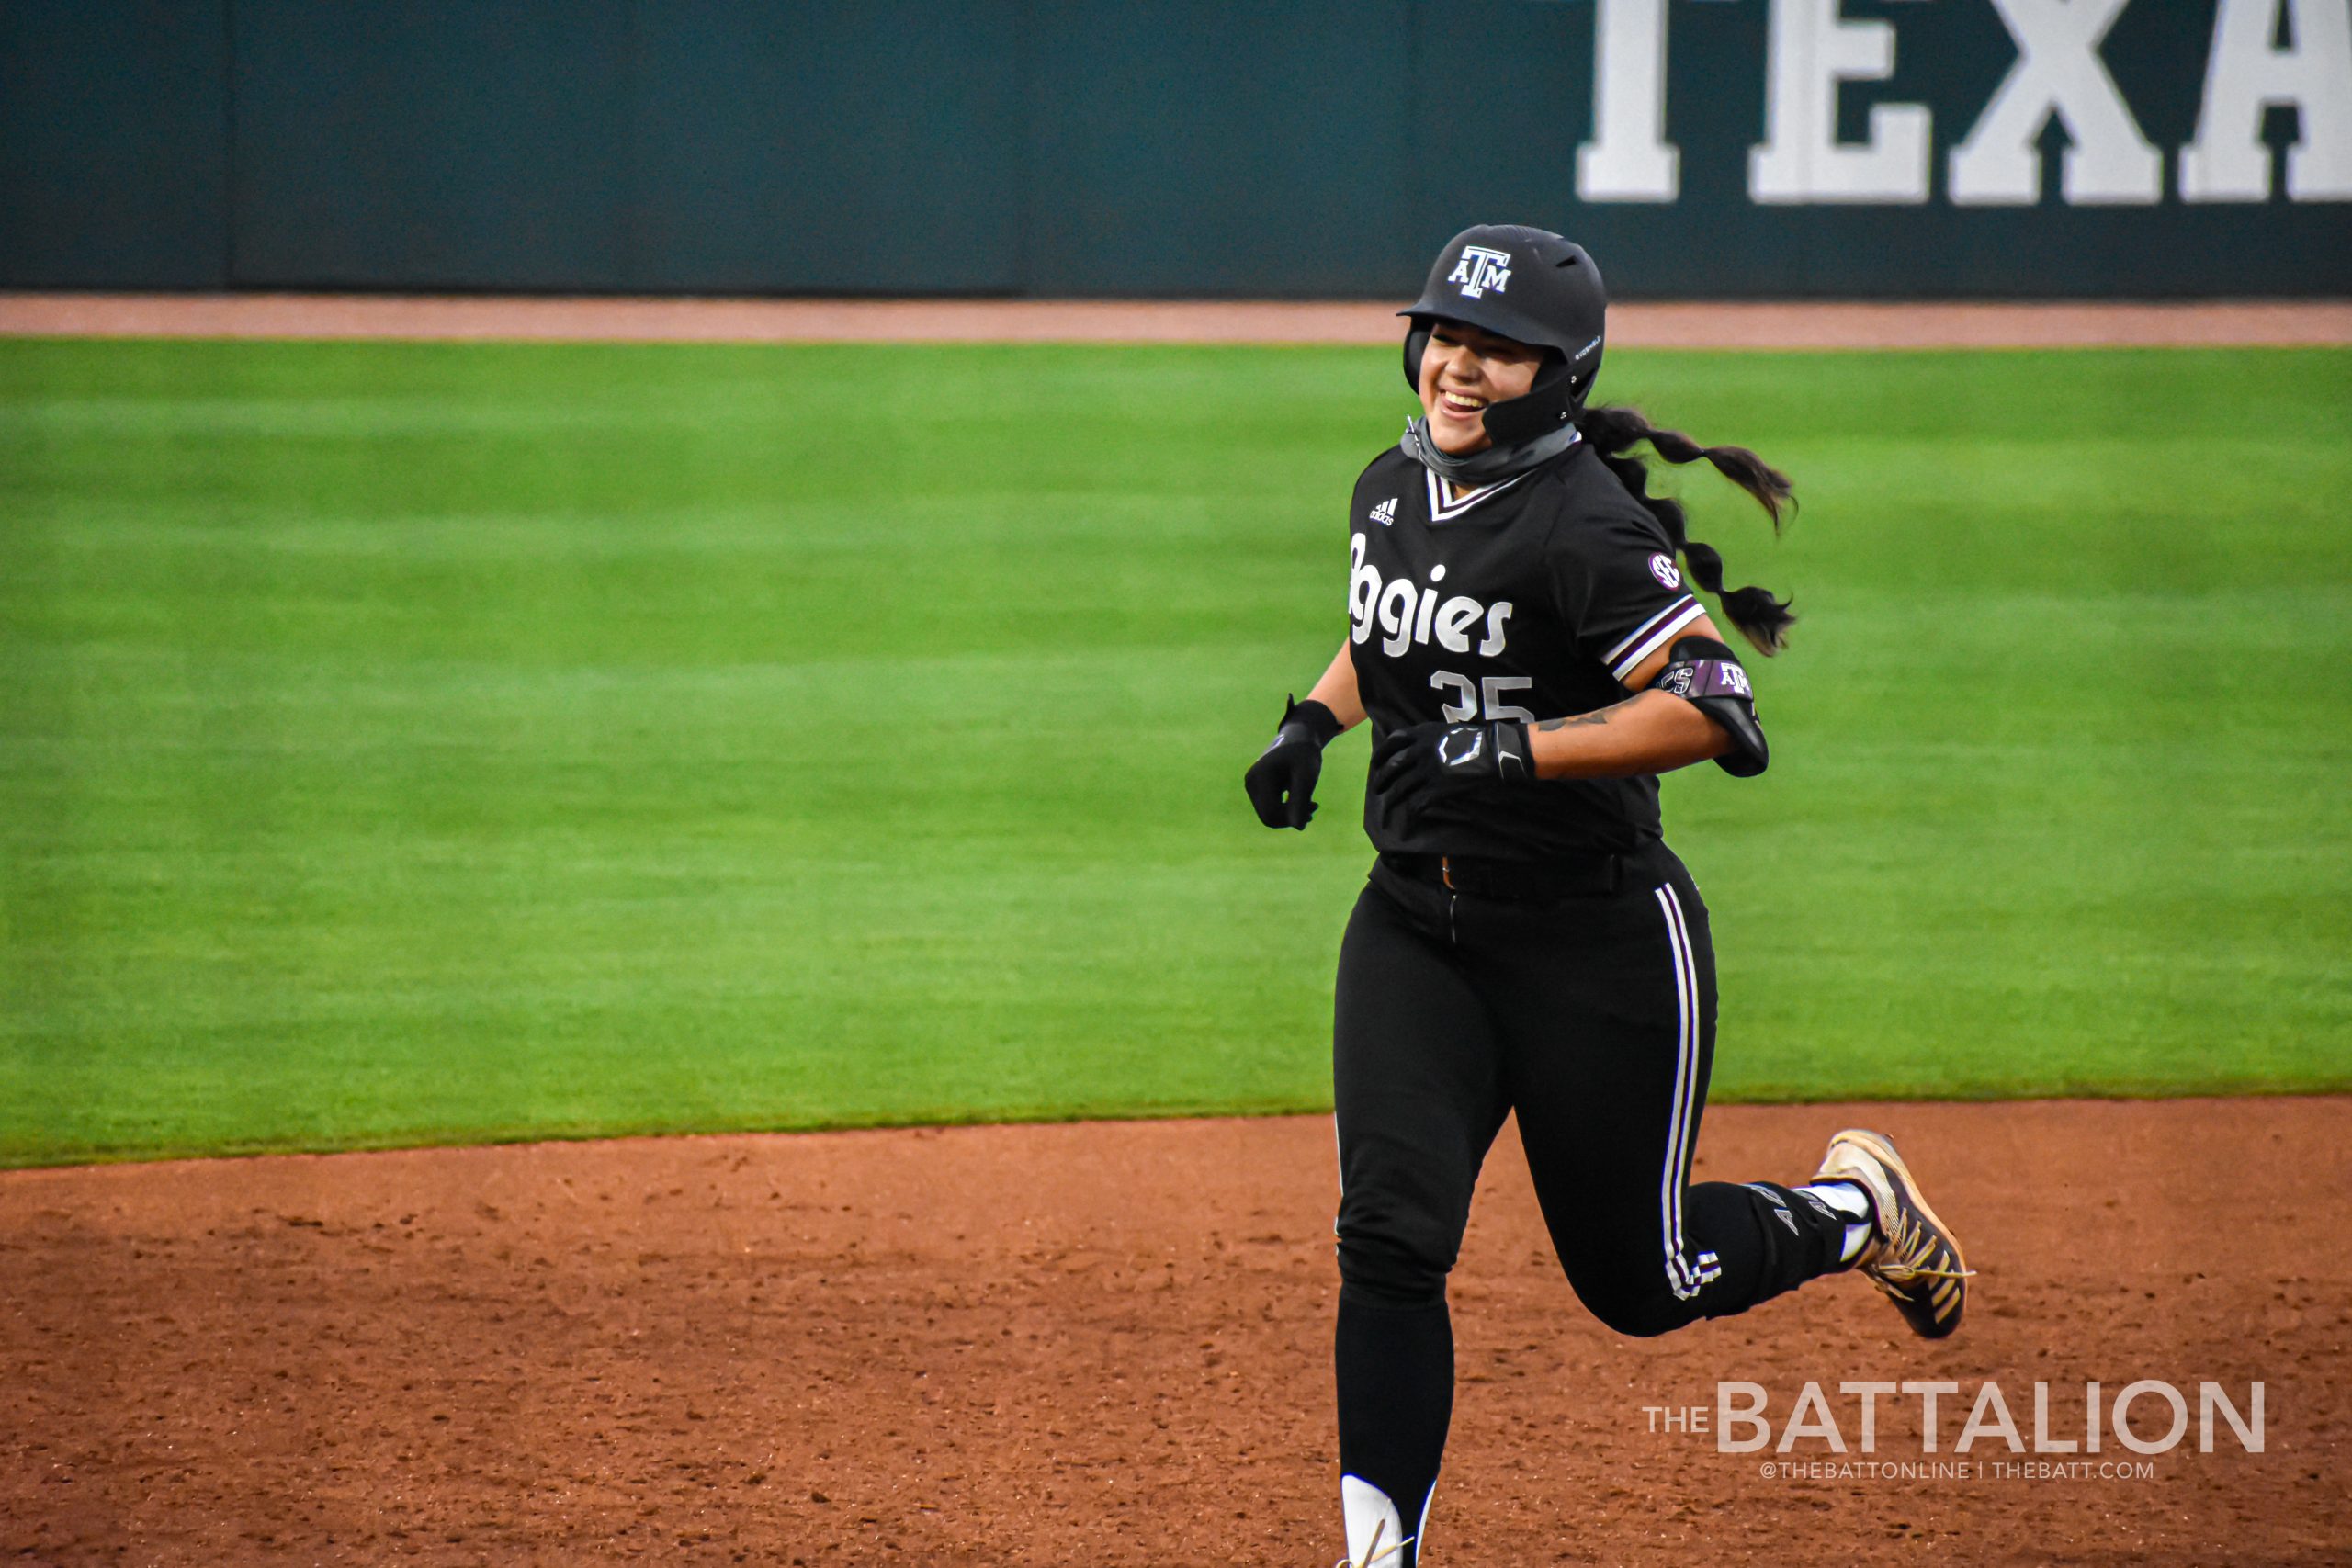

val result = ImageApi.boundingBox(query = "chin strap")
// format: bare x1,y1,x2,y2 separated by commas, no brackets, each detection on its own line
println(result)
1399,414,1580,486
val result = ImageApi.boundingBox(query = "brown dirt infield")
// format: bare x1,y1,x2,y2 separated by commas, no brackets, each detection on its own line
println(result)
4,1099,2345,1565
4,293,2349,348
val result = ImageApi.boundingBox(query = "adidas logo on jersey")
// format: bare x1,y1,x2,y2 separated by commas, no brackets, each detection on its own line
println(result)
1369,497,1397,525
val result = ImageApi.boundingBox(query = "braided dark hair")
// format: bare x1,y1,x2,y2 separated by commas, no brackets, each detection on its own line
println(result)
1575,403,1796,655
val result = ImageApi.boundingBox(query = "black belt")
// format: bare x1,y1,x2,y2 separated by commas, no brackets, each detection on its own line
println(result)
1377,851,1623,902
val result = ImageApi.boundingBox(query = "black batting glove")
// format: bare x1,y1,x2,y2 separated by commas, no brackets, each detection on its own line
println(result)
1244,695,1344,829
1369,719,1534,832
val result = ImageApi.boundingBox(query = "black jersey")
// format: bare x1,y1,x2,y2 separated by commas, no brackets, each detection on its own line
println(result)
1347,436,1706,862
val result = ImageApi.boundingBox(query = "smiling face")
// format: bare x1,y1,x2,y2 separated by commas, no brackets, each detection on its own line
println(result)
1416,318,1547,456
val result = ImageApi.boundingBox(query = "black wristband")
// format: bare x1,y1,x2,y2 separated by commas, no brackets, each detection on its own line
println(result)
1493,720,1534,784
1283,694,1345,749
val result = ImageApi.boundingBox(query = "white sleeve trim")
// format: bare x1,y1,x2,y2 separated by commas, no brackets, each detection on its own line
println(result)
1605,596,1702,679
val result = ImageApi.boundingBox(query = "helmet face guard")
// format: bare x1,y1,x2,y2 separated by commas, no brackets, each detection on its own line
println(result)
1401,225,1608,444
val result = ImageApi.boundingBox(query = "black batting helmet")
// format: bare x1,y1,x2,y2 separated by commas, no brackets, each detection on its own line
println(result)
1400,224,1608,445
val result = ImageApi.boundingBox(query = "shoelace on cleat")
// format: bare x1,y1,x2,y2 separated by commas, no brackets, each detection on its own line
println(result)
1330,1519,1415,1568
1867,1197,1977,1288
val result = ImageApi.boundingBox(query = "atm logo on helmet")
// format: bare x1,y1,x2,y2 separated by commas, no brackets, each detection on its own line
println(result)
1447,246,1513,299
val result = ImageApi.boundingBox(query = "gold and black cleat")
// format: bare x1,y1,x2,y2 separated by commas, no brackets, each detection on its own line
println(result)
1815,1128,1975,1338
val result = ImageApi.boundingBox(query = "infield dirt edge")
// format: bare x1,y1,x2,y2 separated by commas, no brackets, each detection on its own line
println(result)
4,292,2350,348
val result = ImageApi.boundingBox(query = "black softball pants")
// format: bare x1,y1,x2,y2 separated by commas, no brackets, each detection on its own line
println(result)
1330,840,1848,1565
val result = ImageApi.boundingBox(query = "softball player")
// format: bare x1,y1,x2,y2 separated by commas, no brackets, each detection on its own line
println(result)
1242,226,1973,1568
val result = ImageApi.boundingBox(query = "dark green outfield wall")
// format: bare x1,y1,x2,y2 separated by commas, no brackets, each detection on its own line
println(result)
3,0,2346,297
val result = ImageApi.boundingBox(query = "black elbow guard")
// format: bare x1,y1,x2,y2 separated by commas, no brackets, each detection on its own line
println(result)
1650,635,1769,778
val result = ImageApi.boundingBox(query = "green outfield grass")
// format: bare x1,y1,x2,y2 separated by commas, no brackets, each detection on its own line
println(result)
2,338,2346,1166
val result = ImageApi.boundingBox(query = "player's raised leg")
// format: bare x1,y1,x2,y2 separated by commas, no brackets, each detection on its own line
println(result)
1483,855,1867,1335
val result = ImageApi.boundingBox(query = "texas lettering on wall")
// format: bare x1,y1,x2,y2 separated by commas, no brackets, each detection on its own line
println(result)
1576,0,2351,205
